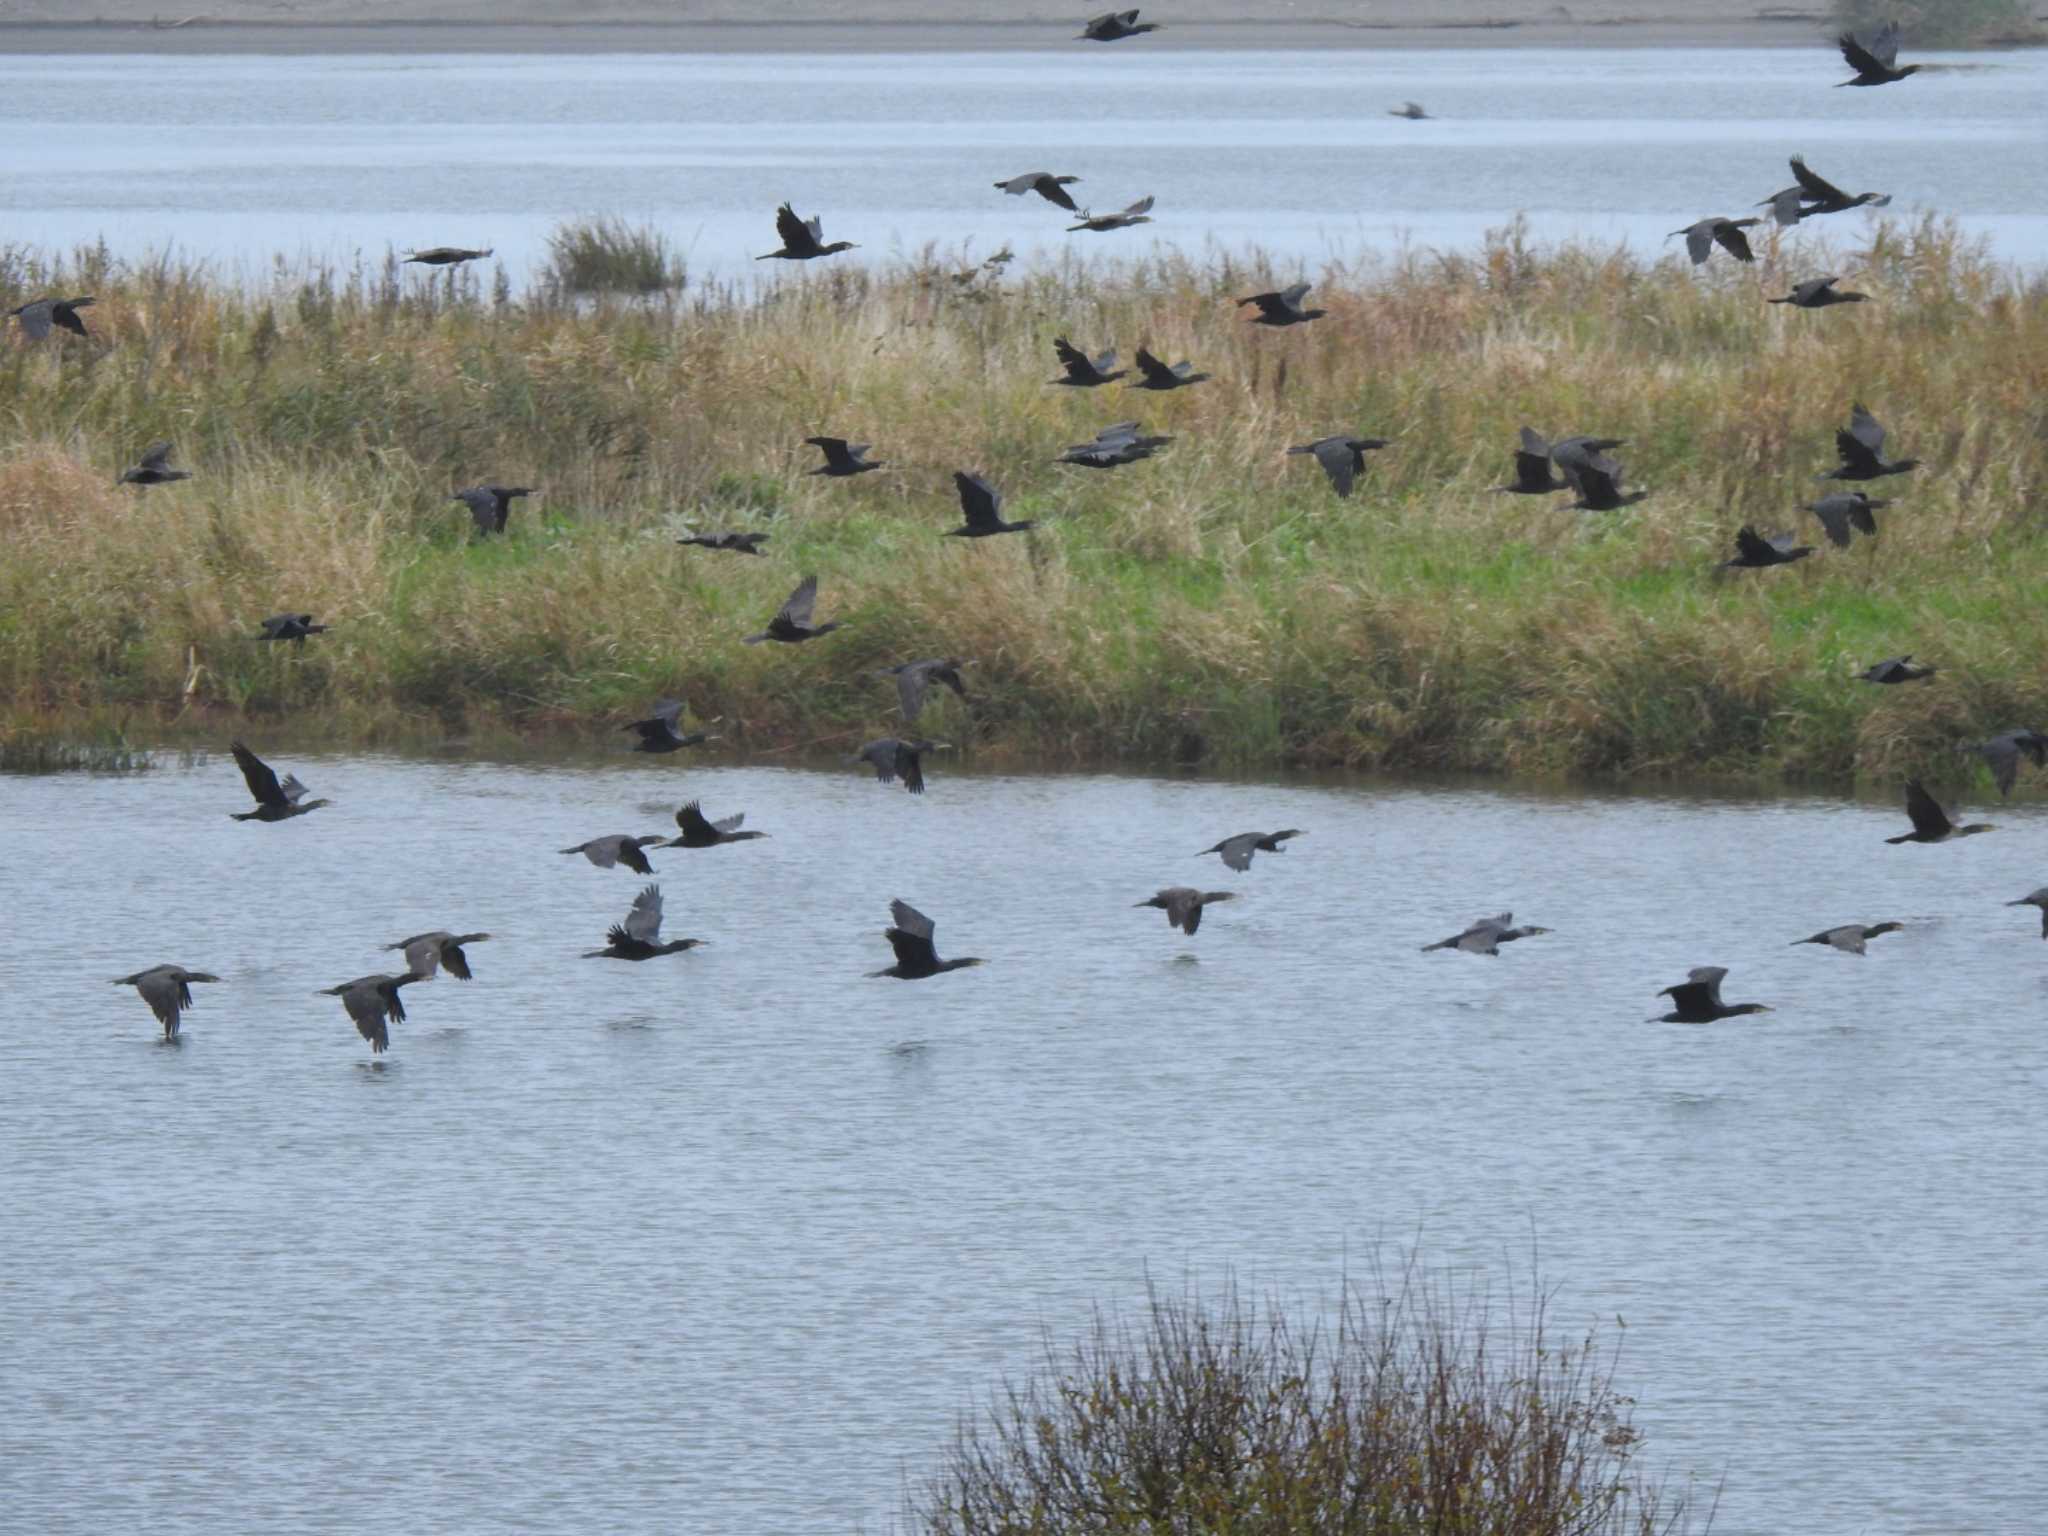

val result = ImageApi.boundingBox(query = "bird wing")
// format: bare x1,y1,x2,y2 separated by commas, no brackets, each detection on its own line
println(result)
1869,21,1901,67
771,202,807,249
1713,223,1756,262
1809,497,1851,547
778,574,820,628
1979,737,2020,797
1847,497,1879,537
1789,157,1848,204
805,435,852,467
1120,196,1155,218
402,937,442,977
453,486,497,532
138,441,175,470
1133,347,1176,386
623,883,664,943
1660,979,1713,1017
1902,778,1953,837
1762,187,1806,227
1091,348,1120,377
1733,525,1774,563
712,812,746,834
1032,174,1079,212
1311,438,1358,497
676,800,716,840
1216,835,1255,872
894,664,932,721
133,969,182,1029
1052,336,1092,380
954,471,1002,531
889,899,936,943
1838,31,1886,76
1277,281,1311,311
861,739,900,783
899,743,927,794
231,741,289,808
1687,966,1729,1002
805,214,827,245
14,300,53,339
1847,404,1887,455
884,925,939,971
1682,223,1713,264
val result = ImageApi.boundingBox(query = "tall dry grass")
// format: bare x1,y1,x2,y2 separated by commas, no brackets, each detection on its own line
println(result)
0,218,2043,782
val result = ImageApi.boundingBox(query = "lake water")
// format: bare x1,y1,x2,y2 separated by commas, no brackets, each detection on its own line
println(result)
2,750,2045,1532
0,47,2045,283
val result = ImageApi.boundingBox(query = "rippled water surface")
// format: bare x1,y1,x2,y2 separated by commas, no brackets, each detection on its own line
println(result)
1,47,2045,277
3,751,2046,1533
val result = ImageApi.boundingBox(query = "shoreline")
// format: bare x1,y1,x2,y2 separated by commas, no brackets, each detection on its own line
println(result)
0,18,1840,55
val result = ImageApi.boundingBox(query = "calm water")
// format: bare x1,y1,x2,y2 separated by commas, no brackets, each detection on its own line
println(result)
2,752,2046,1532
0,47,2045,280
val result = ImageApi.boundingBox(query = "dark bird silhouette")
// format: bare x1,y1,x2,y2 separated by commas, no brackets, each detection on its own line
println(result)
879,657,970,722
946,471,1035,537
1050,337,1126,387
1057,421,1172,469
757,203,857,260
1653,966,1772,1023
7,295,93,339
1859,655,1935,685
995,171,1082,211
583,883,703,960
869,899,985,979
1791,921,1902,956
743,573,841,644
1761,156,1893,226
1819,404,1918,482
229,742,330,822
1771,275,1869,309
1494,428,1573,494
853,737,948,795
1556,445,1648,512
1289,435,1391,499
1136,887,1235,935
387,931,491,980
453,483,534,535
113,965,220,1040
1132,346,1209,390
1838,23,1919,86
558,834,665,874
1200,828,1302,872
1238,282,1325,327
1720,525,1814,570
1078,8,1163,41
1421,912,1552,956
663,800,766,849
321,973,420,1055
1887,779,1994,844
1807,491,1885,547
2006,887,2048,939
404,246,492,266
1389,101,1430,120
120,441,190,487
1670,216,1764,265
622,699,719,754
677,530,770,555
805,436,883,477
1067,195,1154,233
1969,729,2048,798
257,612,327,643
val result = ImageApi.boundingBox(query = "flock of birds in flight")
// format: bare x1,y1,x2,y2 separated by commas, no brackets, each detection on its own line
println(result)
8,12,2037,1049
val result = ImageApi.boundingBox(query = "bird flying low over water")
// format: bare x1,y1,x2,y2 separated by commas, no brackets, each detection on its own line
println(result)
994,171,1082,210
621,699,719,754
387,931,491,980
1967,729,2048,798
879,657,970,722
1653,966,1771,1022
1886,779,1994,845
1136,887,1235,935
113,965,220,1040
1806,491,1885,547
1067,196,1154,233
1670,216,1763,265
1420,913,1552,956
946,472,1035,538
1858,655,1935,685
1200,829,1302,872
677,530,770,555
453,483,534,535
758,204,857,260
1790,922,1902,956
257,613,327,643
1838,23,1919,86
1132,346,1209,390
743,574,842,644
1237,282,1325,327
1078,9,1163,41
805,436,882,477
322,973,420,1055
404,246,492,266
120,441,190,487
2007,888,2048,939
559,834,665,874
664,801,766,849
1389,101,1430,120
1289,435,1391,499
229,742,330,822
1719,525,1813,570
1819,404,1918,481
6,295,93,339
1771,275,1869,310
583,884,704,959
852,737,949,795
1050,338,1126,387
869,899,985,979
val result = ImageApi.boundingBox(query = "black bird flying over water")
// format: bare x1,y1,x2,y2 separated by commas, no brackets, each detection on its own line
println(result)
1759,156,1891,225
853,737,948,795
879,657,970,722
664,801,766,849
1136,887,1235,935
870,899,985,979
1653,966,1771,1022
994,171,1082,210
583,884,702,960
1886,779,1994,844
229,742,330,822
113,965,220,1040
1421,913,1552,956
387,931,491,980
1969,729,2048,798
1791,922,1902,955
622,699,719,753
559,834,665,874
1078,9,1163,41
1200,829,1302,872
757,204,857,260
321,973,420,1055
405,246,492,266
1838,24,1919,86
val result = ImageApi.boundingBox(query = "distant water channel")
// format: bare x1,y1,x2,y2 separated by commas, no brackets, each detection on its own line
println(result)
0,47,2045,282
3,751,2046,1532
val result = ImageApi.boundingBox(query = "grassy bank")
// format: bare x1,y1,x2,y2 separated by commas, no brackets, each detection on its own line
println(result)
1,221,2044,783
